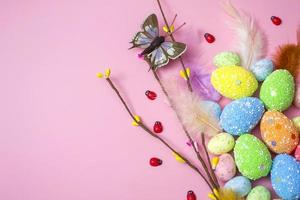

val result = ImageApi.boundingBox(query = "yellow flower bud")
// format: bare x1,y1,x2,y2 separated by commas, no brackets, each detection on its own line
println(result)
105,68,111,78
96,72,104,78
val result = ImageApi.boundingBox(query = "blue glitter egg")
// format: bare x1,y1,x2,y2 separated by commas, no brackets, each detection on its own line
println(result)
271,154,300,200
220,97,265,136
250,59,274,82
224,176,252,197
201,100,222,120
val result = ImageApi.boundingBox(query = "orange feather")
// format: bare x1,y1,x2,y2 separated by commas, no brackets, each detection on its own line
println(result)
273,26,300,78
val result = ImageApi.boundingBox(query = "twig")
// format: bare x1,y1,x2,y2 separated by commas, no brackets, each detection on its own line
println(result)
202,134,220,188
152,70,219,191
156,0,193,92
105,77,214,190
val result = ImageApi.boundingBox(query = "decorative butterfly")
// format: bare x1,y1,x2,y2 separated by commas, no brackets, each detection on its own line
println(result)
129,14,187,70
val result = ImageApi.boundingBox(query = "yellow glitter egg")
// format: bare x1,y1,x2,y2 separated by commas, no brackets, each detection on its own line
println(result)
211,66,258,99
260,110,299,154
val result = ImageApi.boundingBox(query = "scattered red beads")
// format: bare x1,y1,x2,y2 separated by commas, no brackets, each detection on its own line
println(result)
149,157,162,167
204,33,215,43
153,121,163,133
271,16,282,26
187,190,196,200
145,90,157,100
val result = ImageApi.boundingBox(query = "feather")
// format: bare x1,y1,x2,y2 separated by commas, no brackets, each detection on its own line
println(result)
163,78,221,139
218,188,244,200
222,1,266,69
297,25,300,45
273,43,300,77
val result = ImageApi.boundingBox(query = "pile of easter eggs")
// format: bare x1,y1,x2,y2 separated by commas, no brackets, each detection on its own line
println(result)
206,51,300,199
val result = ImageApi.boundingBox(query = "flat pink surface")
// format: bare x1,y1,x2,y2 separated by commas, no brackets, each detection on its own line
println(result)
1,0,300,199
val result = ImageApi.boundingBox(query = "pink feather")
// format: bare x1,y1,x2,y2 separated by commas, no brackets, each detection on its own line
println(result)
163,78,221,139
222,1,267,69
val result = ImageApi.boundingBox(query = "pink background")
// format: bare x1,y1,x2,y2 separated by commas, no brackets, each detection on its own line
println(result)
1,0,300,199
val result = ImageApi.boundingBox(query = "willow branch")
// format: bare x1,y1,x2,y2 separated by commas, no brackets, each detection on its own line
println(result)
105,77,213,190
202,134,220,188
151,70,219,190
156,0,193,92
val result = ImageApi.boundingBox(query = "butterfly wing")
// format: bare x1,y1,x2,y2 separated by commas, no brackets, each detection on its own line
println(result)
161,41,187,59
146,47,169,70
141,13,159,38
146,41,187,70
130,14,159,49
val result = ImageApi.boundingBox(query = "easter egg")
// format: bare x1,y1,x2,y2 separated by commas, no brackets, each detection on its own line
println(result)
234,134,272,180
260,110,299,154
215,153,236,182
295,145,300,161
224,176,252,197
201,100,222,120
271,154,300,200
259,69,295,111
246,186,271,200
213,52,240,68
249,59,274,82
220,97,265,136
211,66,258,99
294,82,300,108
207,133,235,155
292,116,300,132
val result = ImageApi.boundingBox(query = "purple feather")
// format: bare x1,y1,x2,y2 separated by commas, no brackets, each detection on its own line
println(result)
190,69,221,102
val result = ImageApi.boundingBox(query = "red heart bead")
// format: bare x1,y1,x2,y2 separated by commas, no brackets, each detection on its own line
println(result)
204,33,215,43
153,121,163,133
149,157,162,167
271,16,282,26
145,90,157,100
187,190,196,200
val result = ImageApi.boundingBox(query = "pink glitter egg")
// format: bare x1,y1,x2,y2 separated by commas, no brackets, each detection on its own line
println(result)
295,144,300,161
215,153,236,182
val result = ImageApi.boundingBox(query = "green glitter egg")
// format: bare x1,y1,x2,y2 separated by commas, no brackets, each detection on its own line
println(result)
234,134,272,180
259,69,295,111
213,51,241,68
246,185,271,200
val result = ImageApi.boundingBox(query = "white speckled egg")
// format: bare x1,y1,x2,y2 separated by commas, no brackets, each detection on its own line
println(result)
215,153,236,182
213,51,241,68
249,59,274,82
224,176,252,197
207,132,235,155
271,154,300,200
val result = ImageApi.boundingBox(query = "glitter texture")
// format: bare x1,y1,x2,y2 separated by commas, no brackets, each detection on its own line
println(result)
215,153,236,182
259,69,295,111
234,134,272,180
295,145,300,161
213,51,241,68
211,66,258,99
246,185,271,200
207,132,235,155
260,110,299,154
271,154,300,200
220,97,265,136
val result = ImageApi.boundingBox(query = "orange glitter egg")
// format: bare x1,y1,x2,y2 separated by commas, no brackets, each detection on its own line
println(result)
260,110,299,154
